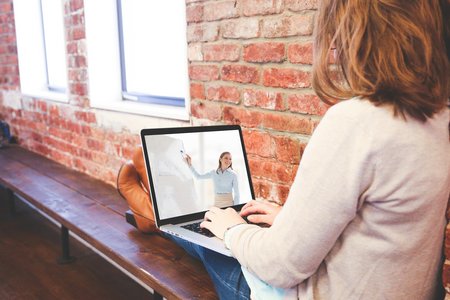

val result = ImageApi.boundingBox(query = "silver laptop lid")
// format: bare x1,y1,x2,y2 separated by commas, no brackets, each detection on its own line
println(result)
140,125,255,227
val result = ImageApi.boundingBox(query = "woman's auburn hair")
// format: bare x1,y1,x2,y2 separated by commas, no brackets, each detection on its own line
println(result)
312,0,449,122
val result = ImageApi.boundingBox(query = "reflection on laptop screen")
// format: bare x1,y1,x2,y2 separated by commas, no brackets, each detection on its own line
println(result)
141,125,254,221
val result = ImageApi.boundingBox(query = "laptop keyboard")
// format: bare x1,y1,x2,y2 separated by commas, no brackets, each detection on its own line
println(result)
181,221,215,238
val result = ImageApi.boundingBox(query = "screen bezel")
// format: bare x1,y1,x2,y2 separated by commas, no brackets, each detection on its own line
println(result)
140,125,255,226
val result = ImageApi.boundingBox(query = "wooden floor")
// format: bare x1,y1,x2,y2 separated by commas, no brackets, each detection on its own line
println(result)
0,190,153,300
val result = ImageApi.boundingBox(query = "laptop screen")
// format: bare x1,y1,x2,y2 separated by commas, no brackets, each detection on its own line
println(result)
141,125,255,225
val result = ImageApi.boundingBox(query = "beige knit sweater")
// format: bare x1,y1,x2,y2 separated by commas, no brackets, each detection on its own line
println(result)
228,99,450,299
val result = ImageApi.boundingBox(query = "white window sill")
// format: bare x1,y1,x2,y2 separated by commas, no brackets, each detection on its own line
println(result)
22,90,69,103
94,99,190,121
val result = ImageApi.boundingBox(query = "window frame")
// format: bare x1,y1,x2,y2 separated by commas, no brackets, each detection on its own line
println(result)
84,0,190,121
13,0,69,102
116,0,186,108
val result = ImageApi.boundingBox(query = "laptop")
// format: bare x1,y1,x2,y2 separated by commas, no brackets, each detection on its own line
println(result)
140,125,255,256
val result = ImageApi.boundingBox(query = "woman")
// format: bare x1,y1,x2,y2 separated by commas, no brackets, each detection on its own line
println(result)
184,151,239,207
171,0,449,299
119,0,450,300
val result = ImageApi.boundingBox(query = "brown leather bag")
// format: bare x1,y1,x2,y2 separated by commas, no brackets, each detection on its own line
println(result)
117,147,158,233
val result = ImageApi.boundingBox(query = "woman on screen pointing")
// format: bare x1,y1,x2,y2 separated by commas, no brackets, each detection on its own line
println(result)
183,151,239,207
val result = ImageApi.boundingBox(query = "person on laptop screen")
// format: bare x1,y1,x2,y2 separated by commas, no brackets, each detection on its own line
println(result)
183,151,239,207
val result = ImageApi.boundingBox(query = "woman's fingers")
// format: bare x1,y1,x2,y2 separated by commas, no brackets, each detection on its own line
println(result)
201,207,246,239
240,201,282,226
240,200,258,211
240,201,270,216
247,213,270,224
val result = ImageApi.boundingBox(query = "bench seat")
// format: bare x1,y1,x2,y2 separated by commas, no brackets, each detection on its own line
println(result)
0,145,217,300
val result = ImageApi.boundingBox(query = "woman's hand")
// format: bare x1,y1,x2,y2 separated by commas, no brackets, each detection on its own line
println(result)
240,200,282,226
200,207,246,240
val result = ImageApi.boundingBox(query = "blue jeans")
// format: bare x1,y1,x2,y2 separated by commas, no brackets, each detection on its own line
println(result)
163,233,251,300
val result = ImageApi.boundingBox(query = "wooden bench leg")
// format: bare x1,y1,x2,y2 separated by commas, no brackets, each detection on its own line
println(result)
57,225,76,264
153,291,163,300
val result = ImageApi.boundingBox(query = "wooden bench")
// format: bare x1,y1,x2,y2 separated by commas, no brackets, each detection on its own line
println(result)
0,145,217,300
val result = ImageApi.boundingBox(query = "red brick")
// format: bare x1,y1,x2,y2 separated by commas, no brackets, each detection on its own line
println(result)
69,96,90,108
189,65,220,81
90,151,110,165
70,0,84,12
221,19,260,39
443,260,450,290
263,68,310,89
36,100,47,113
43,136,74,154
258,181,272,200
0,3,12,12
87,138,105,151
68,69,87,81
206,85,240,103
241,0,283,16
243,42,285,63
263,113,314,135
67,42,78,54
28,141,51,157
445,224,450,258
288,93,329,115
222,64,259,84
249,157,295,184
69,83,88,96
121,146,135,160
285,0,318,11
288,42,313,64
48,104,60,118
262,14,314,38
70,27,85,40
48,127,72,141
65,121,82,134
251,178,270,199
30,131,43,143
69,55,87,68
187,23,220,42
276,184,290,204
71,14,84,26
273,135,303,164
223,106,264,127
50,149,72,167
190,83,205,100
188,43,203,61
203,1,238,21
242,129,272,158
71,134,87,149
74,110,96,123
243,88,284,111
186,4,203,23
203,44,240,62
190,100,222,121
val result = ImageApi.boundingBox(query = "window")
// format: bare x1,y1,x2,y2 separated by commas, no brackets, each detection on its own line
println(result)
117,0,187,107
84,0,190,120
13,0,68,101
40,0,67,93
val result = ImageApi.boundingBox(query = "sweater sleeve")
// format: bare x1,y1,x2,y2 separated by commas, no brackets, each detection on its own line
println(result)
228,103,376,288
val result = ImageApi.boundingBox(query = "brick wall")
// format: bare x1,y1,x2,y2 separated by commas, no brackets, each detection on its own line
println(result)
187,0,329,204
0,0,448,295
